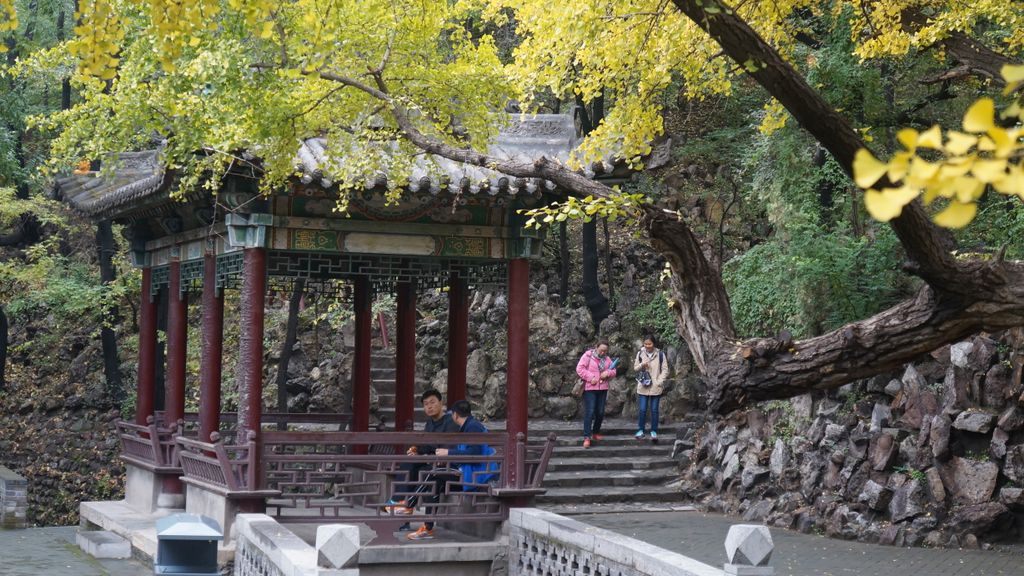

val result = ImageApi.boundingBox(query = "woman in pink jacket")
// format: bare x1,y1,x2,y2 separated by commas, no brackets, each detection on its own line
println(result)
575,341,617,448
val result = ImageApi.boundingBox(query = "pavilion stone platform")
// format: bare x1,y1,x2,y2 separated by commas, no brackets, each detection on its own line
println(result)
60,114,582,568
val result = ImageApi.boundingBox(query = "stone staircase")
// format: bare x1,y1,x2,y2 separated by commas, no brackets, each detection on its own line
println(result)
367,353,697,514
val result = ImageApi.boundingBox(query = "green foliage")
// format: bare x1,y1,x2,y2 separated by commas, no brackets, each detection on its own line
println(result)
723,221,908,339
625,291,682,349
894,465,927,482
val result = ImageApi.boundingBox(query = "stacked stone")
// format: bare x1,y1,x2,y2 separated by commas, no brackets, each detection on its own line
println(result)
674,333,1024,549
0,465,27,529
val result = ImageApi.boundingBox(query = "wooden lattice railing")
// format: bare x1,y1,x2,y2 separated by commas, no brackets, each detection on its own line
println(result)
116,418,182,472
176,432,262,495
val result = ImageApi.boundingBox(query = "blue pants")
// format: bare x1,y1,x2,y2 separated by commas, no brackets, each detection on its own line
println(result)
582,389,608,438
637,394,661,433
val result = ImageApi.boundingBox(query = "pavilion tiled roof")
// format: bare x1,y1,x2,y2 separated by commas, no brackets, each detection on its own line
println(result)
57,114,595,220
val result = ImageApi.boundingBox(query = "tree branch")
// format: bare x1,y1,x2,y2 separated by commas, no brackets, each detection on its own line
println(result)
668,0,999,300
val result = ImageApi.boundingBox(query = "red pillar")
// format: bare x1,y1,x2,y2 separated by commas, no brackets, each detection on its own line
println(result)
165,260,187,426
506,258,529,488
353,276,371,433
136,268,157,425
237,248,266,442
199,253,224,443
446,273,469,403
395,281,416,431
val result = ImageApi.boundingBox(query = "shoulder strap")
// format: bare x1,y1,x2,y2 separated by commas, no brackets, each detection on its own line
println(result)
659,351,665,372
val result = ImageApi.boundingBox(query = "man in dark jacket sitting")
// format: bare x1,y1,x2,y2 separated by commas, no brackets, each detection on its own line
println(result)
383,389,459,519
405,400,497,540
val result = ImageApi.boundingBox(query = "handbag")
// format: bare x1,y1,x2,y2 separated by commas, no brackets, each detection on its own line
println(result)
571,379,584,397
636,370,652,387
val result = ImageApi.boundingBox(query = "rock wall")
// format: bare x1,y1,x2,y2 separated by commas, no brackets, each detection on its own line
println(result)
673,333,1024,548
0,338,126,526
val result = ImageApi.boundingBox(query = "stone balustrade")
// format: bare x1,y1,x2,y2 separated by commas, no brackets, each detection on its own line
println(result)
233,514,360,576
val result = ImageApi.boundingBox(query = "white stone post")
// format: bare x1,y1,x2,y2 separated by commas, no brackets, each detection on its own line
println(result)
724,524,774,576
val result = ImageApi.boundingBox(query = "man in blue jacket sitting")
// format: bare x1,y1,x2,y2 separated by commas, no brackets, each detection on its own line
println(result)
405,399,497,540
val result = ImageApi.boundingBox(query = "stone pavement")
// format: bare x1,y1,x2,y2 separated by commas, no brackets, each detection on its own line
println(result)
0,527,149,576
578,511,1023,576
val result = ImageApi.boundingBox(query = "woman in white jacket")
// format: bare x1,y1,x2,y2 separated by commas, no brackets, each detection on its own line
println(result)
633,336,669,442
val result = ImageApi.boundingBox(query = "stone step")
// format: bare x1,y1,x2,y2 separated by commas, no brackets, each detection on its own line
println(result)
76,530,131,559
549,443,673,458
535,484,686,505
542,468,680,488
545,457,678,473
538,502,698,515
549,434,675,447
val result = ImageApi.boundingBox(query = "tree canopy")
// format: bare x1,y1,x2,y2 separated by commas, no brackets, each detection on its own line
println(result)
3,0,1024,413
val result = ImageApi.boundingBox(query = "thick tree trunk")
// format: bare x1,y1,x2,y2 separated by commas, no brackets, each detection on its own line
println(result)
353,7,1024,415
276,279,305,429
96,220,122,398
582,220,611,327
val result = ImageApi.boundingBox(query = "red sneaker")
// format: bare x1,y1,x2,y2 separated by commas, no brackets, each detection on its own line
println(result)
592,434,604,442
582,438,591,449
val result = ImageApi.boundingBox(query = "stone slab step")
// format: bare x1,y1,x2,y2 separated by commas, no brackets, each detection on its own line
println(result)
550,444,673,458
545,457,678,473
539,502,698,515
548,435,675,447
536,484,687,505
76,530,132,559
542,468,680,488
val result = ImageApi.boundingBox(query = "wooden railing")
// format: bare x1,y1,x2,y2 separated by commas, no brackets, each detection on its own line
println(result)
116,418,182,472
176,431,277,500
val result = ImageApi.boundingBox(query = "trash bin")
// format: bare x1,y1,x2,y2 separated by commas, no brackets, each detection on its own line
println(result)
154,514,223,575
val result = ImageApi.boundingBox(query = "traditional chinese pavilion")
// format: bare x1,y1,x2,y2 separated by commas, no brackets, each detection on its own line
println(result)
58,114,581,546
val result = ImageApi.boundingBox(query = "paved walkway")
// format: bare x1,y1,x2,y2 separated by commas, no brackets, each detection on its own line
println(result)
0,527,149,576
578,511,1022,576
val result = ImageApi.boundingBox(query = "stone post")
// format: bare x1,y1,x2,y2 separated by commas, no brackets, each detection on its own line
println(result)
724,524,775,576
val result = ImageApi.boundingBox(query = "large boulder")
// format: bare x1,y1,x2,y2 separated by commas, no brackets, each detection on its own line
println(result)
870,433,897,471
949,342,973,368
952,411,996,434
482,371,506,419
465,350,491,394
888,479,926,523
769,439,789,478
982,364,1012,408
858,480,892,511
947,502,1012,537
1005,445,1024,484
997,406,1024,432
967,336,998,372
929,414,952,460
938,457,999,505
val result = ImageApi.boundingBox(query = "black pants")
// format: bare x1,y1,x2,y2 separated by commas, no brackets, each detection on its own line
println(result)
406,468,460,529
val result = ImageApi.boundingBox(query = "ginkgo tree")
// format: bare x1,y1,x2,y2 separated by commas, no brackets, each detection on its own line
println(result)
855,65,1024,228
6,0,1024,413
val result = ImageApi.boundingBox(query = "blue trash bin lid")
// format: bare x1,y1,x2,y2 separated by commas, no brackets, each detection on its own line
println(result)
155,514,224,541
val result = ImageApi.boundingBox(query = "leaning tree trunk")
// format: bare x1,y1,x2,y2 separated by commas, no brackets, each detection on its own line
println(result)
96,220,122,398
276,279,305,429
577,94,611,327
582,220,611,327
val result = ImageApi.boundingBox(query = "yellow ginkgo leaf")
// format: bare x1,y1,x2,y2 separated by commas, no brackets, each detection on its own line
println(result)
963,98,995,133
864,187,919,222
1003,64,1024,84
986,127,1016,158
1001,64,1024,95
853,149,888,188
993,165,1024,197
1002,102,1022,120
944,132,978,156
933,200,978,229
939,176,985,203
971,158,1007,183
896,128,918,150
887,151,911,182
906,156,939,188
938,155,974,179
916,125,942,149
